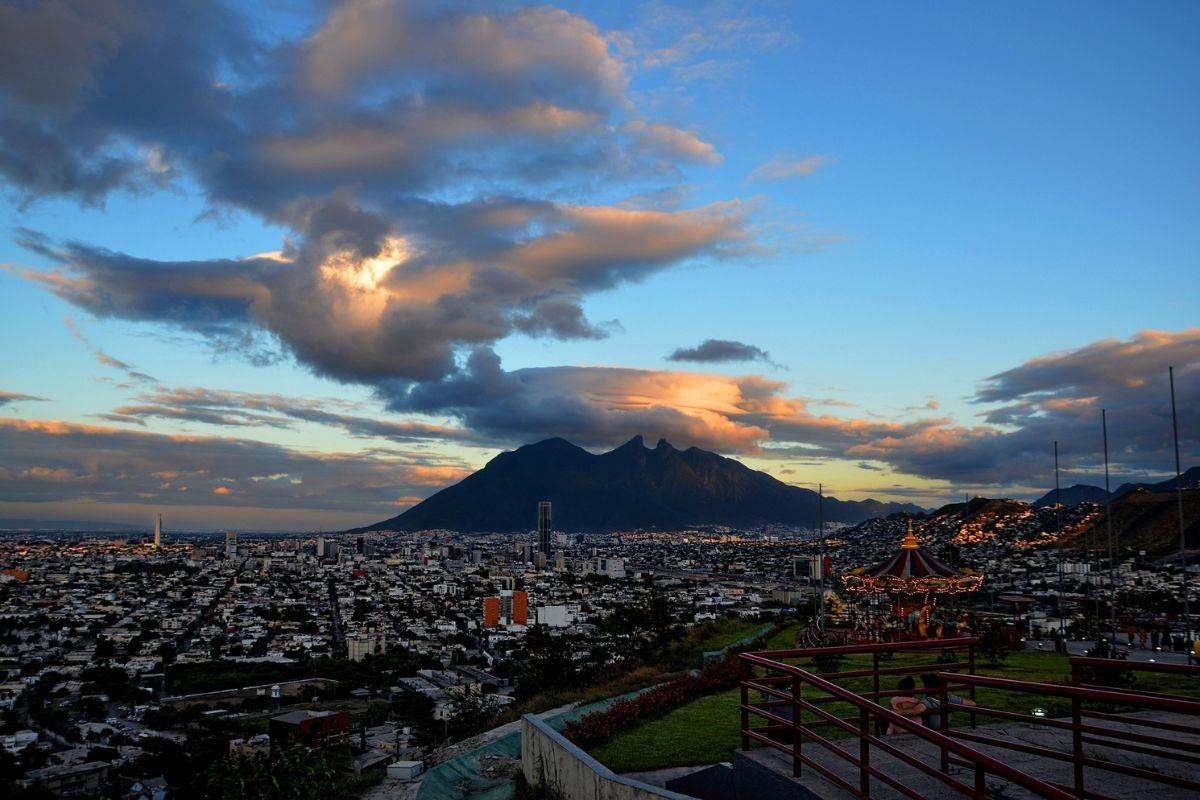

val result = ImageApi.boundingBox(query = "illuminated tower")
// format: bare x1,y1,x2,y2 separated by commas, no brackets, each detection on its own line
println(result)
153,513,162,550
537,501,552,556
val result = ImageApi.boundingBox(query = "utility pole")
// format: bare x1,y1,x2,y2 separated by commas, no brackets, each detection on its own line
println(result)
1103,409,1117,645
1055,441,1065,641
1170,366,1192,663
818,483,826,630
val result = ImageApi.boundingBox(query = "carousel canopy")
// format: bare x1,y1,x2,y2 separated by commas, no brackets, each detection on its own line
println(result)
842,521,983,595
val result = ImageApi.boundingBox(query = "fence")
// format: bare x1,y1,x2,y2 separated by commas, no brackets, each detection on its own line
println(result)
738,638,1200,800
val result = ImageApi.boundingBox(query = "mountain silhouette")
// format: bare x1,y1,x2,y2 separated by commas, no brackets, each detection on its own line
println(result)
1032,466,1200,507
354,435,924,532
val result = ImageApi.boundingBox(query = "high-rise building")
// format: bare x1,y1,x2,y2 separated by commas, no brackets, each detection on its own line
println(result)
316,535,326,558
355,536,365,555
348,633,382,661
500,590,528,625
153,513,162,550
225,530,238,558
482,597,500,628
537,500,552,555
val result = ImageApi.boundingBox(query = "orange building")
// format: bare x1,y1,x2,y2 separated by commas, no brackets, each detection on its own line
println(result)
1,568,29,581
483,596,500,628
509,590,528,625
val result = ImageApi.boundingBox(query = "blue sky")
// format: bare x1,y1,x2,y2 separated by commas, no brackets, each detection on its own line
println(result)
1,1,1196,528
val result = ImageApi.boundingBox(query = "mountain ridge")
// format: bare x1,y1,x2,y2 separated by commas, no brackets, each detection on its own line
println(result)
353,435,924,532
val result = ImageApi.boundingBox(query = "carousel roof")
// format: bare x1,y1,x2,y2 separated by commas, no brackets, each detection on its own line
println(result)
842,521,983,594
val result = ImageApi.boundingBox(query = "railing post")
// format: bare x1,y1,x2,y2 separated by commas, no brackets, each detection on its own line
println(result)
792,674,802,778
1070,692,1084,797
858,705,870,798
872,648,883,736
938,681,949,774
967,640,977,729
973,764,986,798
739,657,750,750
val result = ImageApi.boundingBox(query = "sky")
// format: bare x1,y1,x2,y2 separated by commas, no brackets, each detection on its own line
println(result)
1,0,1197,530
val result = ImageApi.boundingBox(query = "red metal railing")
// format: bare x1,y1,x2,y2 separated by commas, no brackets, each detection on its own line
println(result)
739,639,1200,800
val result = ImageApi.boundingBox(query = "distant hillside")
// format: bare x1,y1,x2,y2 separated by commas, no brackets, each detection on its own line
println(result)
353,436,924,533
1033,484,1111,508
842,482,1200,561
1066,486,1200,556
1031,467,1200,508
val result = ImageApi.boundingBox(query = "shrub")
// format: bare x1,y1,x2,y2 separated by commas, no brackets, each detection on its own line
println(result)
564,654,741,748
1079,639,1136,689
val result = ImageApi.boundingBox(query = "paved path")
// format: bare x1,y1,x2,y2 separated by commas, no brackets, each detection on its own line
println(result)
1025,638,1194,665
744,710,1200,800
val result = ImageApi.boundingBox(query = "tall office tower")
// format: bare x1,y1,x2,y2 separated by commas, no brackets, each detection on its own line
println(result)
537,500,552,555
153,513,162,550
316,535,325,558
355,536,365,555
225,530,238,558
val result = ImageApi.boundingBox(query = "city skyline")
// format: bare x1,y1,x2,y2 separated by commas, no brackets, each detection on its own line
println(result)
1,1,1198,529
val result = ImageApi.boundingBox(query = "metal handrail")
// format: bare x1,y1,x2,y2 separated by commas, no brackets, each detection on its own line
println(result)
1069,655,1200,677
752,635,979,659
739,648,1076,800
943,672,1200,713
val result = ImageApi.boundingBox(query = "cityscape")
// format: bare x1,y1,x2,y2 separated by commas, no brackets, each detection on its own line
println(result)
1,2,1197,800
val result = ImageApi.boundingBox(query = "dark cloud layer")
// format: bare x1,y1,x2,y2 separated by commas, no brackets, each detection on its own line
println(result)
0,391,47,408
0,417,468,513
848,331,1200,485
667,338,774,364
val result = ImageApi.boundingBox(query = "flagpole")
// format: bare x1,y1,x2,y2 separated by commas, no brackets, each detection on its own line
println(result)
1170,366,1192,663
1103,409,1117,645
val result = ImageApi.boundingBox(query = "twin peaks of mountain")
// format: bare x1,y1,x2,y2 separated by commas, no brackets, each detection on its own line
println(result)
356,435,923,533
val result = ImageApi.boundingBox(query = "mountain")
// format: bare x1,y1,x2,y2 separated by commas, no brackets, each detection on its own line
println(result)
354,436,924,532
1032,484,1110,507
1031,467,1200,507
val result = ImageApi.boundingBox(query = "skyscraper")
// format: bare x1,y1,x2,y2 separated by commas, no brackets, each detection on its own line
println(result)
537,500,552,555
153,513,162,550
225,530,238,558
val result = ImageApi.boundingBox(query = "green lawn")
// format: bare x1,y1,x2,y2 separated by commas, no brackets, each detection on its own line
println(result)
588,650,1200,774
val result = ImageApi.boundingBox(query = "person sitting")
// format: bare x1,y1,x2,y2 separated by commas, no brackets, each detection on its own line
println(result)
919,672,976,729
888,676,928,734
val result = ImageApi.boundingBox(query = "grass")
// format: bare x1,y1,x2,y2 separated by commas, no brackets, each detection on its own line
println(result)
482,616,775,733
587,650,1200,774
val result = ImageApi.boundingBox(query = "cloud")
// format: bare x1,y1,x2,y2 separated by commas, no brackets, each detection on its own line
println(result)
0,416,469,514
667,338,774,364
63,316,156,384
622,120,721,165
25,199,748,384
628,4,795,83
846,330,1200,485
98,386,489,446
0,391,47,408
749,154,831,182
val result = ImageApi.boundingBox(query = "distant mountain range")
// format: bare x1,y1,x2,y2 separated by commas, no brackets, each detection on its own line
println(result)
1032,466,1200,507
354,436,924,533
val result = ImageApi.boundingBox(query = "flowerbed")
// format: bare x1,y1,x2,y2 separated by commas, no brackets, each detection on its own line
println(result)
564,654,741,748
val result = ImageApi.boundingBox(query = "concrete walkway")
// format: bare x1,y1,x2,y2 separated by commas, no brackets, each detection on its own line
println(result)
742,710,1200,800
1025,638,1195,665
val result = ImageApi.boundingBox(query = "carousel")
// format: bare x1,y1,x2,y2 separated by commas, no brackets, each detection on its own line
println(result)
841,520,983,638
